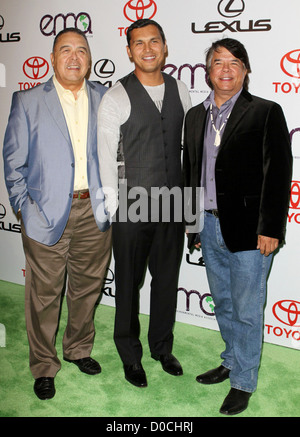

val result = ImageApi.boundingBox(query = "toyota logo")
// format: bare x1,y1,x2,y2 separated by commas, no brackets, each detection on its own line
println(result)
272,300,300,327
217,0,245,18
124,0,157,23
280,49,300,79
23,57,49,80
290,181,300,210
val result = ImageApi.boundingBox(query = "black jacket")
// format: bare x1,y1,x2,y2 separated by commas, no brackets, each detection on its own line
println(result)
183,88,293,252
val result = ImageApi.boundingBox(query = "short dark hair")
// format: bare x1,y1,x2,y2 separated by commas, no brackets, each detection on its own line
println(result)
205,38,251,90
126,19,166,46
52,27,91,56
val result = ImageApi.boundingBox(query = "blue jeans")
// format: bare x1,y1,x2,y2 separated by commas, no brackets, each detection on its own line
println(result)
200,211,273,392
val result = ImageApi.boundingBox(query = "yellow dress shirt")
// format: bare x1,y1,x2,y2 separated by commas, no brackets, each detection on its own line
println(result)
53,75,89,191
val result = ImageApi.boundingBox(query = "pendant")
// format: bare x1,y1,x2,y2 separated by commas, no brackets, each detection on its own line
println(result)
214,131,221,147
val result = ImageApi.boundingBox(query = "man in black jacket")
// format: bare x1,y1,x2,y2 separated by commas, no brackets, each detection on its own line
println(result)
183,38,292,415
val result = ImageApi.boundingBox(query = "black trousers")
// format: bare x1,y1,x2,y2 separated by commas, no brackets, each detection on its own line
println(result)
112,194,184,365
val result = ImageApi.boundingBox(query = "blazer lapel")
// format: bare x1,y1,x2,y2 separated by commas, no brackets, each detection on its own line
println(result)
43,77,71,144
86,80,97,154
220,89,252,148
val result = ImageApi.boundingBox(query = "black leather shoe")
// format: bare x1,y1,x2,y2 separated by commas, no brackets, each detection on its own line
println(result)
151,353,183,376
124,363,147,387
34,377,55,400
64,357,101,375
220,388,252,415
196,365,230,384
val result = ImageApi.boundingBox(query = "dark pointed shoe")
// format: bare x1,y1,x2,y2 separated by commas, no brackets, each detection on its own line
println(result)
34,377,55,400
220,388,252,415
124,363,147,387
151,353,183,376
196,365,230,384
64,357,101,375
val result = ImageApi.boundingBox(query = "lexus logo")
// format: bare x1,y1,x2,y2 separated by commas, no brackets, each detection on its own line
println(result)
23,57,49,80
94,59,115,79
103,268,114,285
280,49,300,79
217,0,245,18
123,0,157,23
0,204,6,219
273,300,300,327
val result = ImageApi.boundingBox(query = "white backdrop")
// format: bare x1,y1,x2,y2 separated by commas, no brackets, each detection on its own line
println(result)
0,0,299,350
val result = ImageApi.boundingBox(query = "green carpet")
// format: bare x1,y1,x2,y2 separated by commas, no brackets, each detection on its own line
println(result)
0,279,299,419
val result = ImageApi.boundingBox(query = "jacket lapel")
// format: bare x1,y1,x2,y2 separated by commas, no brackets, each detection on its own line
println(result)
220,89,252,149
86,80,97,154
43,77,71,144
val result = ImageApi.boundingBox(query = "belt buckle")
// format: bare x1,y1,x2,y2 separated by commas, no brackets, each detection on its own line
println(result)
211,209,219,218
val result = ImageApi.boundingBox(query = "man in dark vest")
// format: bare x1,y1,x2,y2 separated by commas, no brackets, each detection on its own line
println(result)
97,19,191,387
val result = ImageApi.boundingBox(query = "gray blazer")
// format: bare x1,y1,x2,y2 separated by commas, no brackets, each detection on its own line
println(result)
3,76,110,246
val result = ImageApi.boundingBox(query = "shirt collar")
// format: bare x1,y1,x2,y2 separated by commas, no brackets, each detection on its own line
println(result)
53,75,87,98
203,87,243,111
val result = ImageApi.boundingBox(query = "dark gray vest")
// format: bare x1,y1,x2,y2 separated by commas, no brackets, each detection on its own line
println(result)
118,72,184,193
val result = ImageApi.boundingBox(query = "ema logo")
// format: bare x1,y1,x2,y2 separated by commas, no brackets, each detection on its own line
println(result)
177,287,215,316
40,12,92,36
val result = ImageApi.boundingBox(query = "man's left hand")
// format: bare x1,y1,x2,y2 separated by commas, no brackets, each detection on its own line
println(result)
257,235,279,256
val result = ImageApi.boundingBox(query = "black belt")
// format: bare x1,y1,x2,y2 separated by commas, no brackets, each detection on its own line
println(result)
205,209,219,218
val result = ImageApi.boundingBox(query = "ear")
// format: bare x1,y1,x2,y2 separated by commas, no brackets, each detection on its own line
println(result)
126,45,132,59
50,53,54,68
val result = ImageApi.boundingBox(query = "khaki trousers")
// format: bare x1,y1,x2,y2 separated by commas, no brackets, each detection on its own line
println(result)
21,197,112,379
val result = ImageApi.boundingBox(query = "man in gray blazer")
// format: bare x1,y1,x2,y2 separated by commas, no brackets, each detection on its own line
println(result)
3,28,112,400
184,38,292,415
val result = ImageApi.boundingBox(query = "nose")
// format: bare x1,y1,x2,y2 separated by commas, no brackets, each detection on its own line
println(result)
70,50,78,60
144,41,152,52
222,62,230,71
